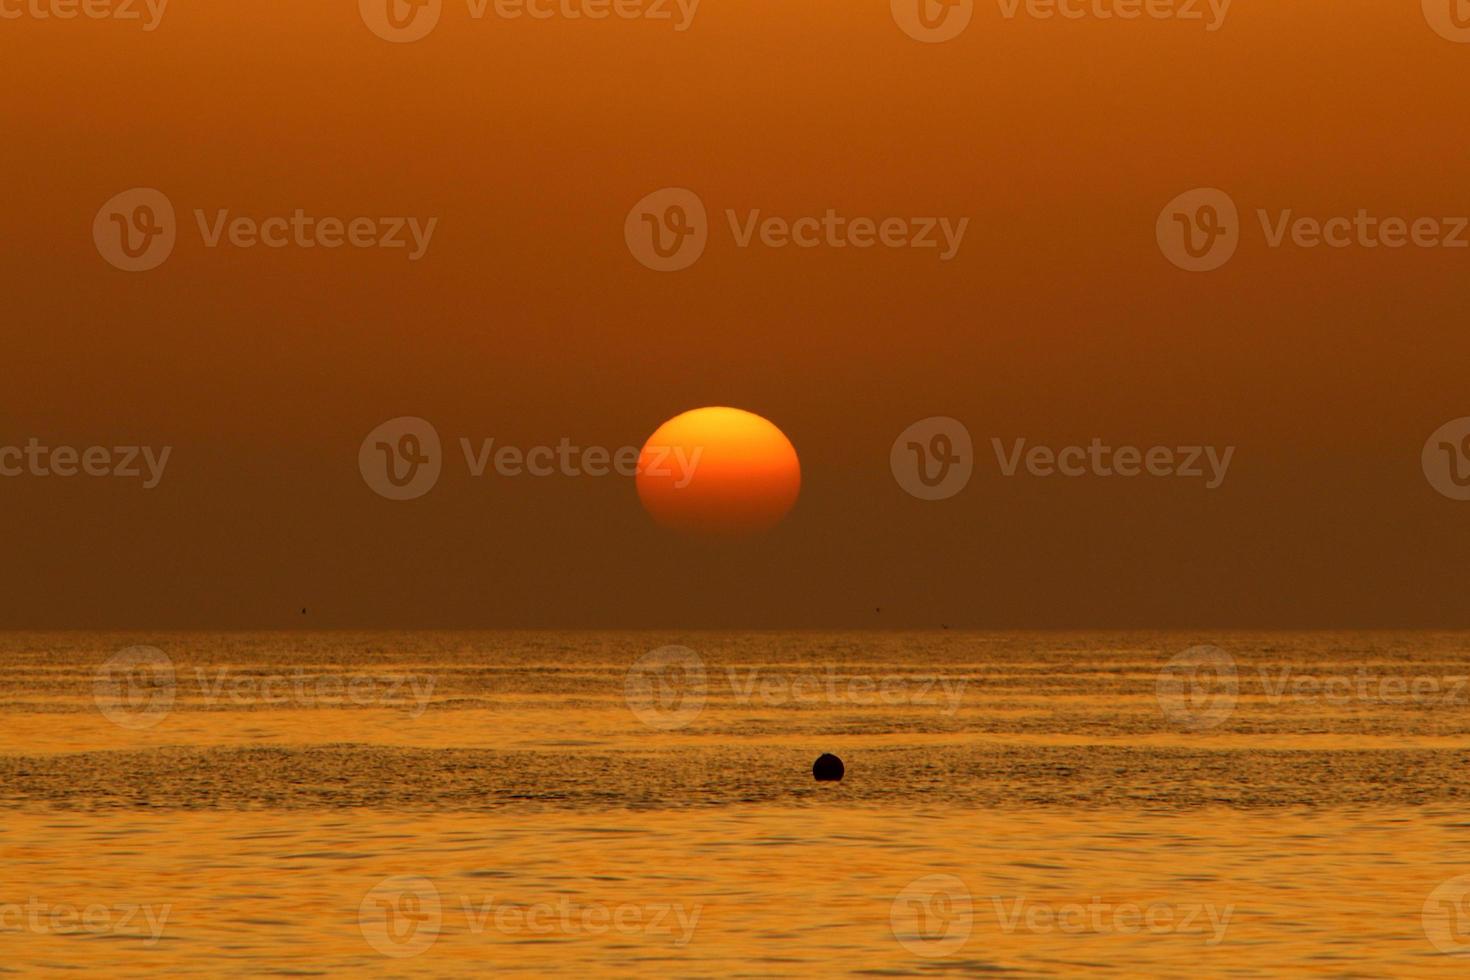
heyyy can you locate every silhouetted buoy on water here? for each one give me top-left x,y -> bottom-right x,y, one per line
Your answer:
812,753 -> 844,782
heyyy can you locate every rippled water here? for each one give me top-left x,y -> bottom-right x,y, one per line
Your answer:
1,631 -> 1469,975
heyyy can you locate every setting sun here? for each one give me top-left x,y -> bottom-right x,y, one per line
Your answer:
9,0 -> 1468,973
636,407 -> 801,536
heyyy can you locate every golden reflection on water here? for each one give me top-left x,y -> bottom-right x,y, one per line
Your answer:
4,806 -> 1469,976
0,631 -> 1468,975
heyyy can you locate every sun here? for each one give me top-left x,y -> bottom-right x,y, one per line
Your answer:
637,407 -> 801,536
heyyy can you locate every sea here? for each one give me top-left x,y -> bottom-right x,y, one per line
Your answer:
0,630 -> 1467,976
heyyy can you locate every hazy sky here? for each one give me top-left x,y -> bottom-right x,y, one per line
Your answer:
4,1 -> 1469,627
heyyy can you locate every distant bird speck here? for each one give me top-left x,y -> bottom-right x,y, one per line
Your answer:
812,753 -> 844,782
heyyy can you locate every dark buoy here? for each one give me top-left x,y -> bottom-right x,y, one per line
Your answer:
812,753 -> 844,782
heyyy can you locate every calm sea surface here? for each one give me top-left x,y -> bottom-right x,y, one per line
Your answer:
1,631 -> 1469,976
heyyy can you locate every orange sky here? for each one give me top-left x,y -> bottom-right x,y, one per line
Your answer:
3,0 -> 1469,627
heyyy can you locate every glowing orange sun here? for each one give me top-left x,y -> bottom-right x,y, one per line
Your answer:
637,407 -> 800,536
